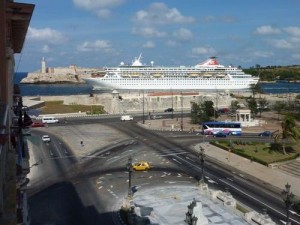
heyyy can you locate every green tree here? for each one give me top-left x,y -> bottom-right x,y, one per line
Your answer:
230,100 -> 240,113
191,102 -> 201,124
257,98 -> 269,117
246,97 -> 258,118
190,101 -> 218,124
274,115 -> 300,154
272,101 -> 287,120
203,100 -> 216,118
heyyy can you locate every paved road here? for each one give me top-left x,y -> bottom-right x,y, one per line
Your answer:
27,119 -> 300,224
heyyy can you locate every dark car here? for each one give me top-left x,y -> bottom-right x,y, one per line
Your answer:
213,131 -> 227,137
258,131 -> 272,137
164,108 -> 174,112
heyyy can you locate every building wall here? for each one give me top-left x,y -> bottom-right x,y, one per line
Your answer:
0,1 -> 34,225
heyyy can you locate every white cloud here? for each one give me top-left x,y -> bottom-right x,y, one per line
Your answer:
252,51 -> 274,58
27,27 -> 67,44
73,0 -> 125,18
133,3 -> 194,25
165,40 -> 179,47
220,16 -> 236,23
253,25 -> 281,35
201,15 -> 215,23
95,9 -> 111,18
290,36 -> 300,44
269,39 -> 293,49
41,45 -> 50,53
132,27 -> 166,38
142,41 -> 155,48
191,46 -> 216,55
173,28 -> 193,42
284,26 -> 300,37
77,40 -> 113,52
291,53 -> 300,60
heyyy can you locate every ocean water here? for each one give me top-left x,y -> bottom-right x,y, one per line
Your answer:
14,72 -> 300,96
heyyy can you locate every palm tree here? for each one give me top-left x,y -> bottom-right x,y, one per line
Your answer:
274,115 -> 300,154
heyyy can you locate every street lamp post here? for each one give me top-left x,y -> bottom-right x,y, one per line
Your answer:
142,90 -> 145,124
171,89 -> 174,119
198,147 -> 206,183
185,199 -> 198,225
181,92 -> 183,131
281,183 -> 294,225
127,156 -> 133,199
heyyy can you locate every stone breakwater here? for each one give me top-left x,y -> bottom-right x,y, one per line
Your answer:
20,72 -> 91,84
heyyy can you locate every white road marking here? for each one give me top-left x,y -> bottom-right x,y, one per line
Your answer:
98,186 -> 103,190
159,152 -> 188,157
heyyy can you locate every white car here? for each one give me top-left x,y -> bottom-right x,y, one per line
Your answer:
120,115 -> 133,121
42,135 -> 51,143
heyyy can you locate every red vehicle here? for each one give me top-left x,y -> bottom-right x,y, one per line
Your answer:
31,121 -> 45,127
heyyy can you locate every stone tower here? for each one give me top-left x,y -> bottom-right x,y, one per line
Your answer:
41,57 -> 47,73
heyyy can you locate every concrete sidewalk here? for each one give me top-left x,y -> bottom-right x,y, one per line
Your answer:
194,142 -> 300,198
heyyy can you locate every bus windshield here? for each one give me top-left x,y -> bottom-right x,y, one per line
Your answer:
201,121 -> 242,136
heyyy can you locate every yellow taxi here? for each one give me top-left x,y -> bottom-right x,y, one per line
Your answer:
132,161 -> 150,171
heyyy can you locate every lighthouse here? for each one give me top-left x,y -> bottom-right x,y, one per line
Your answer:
41,57 -> 47,73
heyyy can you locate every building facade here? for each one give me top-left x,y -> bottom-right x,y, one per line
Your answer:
0,1 -> 34,224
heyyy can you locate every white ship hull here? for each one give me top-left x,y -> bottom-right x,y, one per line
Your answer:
84,77 -> 258,90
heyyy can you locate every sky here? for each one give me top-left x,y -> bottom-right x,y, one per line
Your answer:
15,0 -> 300,72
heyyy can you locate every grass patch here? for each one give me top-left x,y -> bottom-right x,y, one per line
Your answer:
41,100 -> 106,114
211,140 -> 300,165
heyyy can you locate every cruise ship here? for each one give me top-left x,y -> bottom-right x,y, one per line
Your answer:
84,54 -> 259,90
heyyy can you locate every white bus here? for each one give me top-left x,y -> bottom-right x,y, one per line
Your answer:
201,121 -> 242,136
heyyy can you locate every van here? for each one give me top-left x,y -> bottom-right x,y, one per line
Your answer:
120,115 -> 133,121
42,116 -> 59,124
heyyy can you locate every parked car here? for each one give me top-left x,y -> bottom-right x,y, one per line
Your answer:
132,161 -> 151,171
42,135 -> 51,143
31,121 -> 45,127
164,108 -> 174,112
120,115 -> 133,121
151,115 -> 163,120
213,131 -> 227,137
258,131 -> 272,137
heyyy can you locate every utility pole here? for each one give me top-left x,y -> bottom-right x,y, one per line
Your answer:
181,91 -> 183,131
198,147 -> 205,183
127,156 -> 133,199
171,89 -> 174,119
142,90 -> 145,124
281,183 -> 294,225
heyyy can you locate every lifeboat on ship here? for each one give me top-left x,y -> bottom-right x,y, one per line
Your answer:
188,73 -> 199,77
152,73 -> 162,78
131,73 -> 140,78
216,73 -> 225,78
202,73 -> 212,78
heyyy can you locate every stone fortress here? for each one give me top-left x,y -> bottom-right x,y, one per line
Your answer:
20,57 -> 100,84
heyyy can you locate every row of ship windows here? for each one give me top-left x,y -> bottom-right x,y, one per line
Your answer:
108,81 -> 249,84
111,68 -> 239,72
